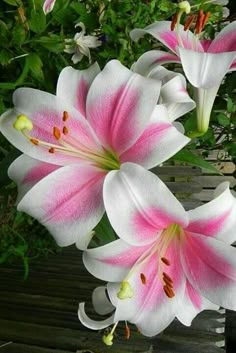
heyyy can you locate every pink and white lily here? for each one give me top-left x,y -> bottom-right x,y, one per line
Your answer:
80,163 -> 236,339
130,14 -> 236,136
0,61 -> 189,249
131,63 -> 195,122
43,0 -> 56,14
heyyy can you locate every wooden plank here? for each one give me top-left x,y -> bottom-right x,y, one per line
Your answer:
193,176 -> 236,188
152,166 -> 202,176
0,341 -> 74,353
166,182 -> 202,193
205,162 -> 235,174
0,319 -> 152,353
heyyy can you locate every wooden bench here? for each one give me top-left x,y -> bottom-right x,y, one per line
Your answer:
0,164 -> 232,353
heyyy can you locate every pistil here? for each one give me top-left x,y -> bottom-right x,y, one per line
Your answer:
13,113 -> 120,170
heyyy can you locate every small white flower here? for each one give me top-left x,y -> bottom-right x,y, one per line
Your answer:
64,22 -> 102,64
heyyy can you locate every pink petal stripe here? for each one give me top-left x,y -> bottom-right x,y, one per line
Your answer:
100,243 -> 151,267
44,167 -> 106,222
23,162 -> 59,184
120,121 -> 171,167
86,60 -> 161,155
186,209 -> 232,237
186,280 -> 202,310
181,233 -> 235,289
207,21 -> 236,53
87,84 -> 140,153
132,208 -> 178,243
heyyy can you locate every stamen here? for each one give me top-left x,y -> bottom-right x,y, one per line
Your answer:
161,257 -> 170,266
63,111 -> 69,122
184,14 -> 195,31
125,322 -> 130,340
63,126 -> 69,135
117,281 -> 134,300
53,126 -> 61,140
30,138 -> 39,146
163,285 -> 175,298
171,12 -> 178,31
195,9 -> 204,34
202,11 -> 210,30
48,147 -> 55,153
163,272 -> 173,288
140,273 -> 146,285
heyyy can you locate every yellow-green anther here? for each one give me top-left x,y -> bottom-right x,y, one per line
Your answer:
13,115 -> 33,131
102,333 -> 114,346
117,281 -> 134,300
179,1 -> 191,14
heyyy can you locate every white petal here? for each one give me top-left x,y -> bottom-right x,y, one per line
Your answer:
78,302 -> 114,330
104,163 -> 188,246
92,286 -> 115,315
178,47 -> 236,88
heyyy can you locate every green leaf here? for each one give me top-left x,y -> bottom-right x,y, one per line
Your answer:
227,97 -> 236,113
26,53 -> 44,81
29,8 -> 46,33
38,35 -> 64,53
0,50 -> 11,66
0,149 -> 21,186
172,149 -> 222,174
217,113 -> 230,127
3,0 -> 19,5
0,82 -> 16,89
93,213 -> 116,246
12,25 -> 26,45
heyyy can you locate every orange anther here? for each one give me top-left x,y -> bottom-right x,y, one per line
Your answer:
140,273 -> 146,285
48,147 -> 55,153
161,257 -> 170,266
163,285 -> 175,298
63,111 -> 69,122
53,126 -> 61,140
184,14 -> 195,31
195,9 -> 204,34
30,138 -> 39,146
163,272 -> 173,283
202,11 -> 210,30
63,126 -> 69,135
125,323 -> 130,340
171,13 -> 178,31
163,272 -> 173,288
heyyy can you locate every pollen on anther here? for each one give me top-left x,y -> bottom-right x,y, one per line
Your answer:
30,138 -> 39,146
184,14 -> 195,31
140,273 -> 146,285
163,285 -> 175,298
53,127 -> 61,140
63,111 -> 69,122
171,12 -> 178,31
161,257 -> 170,266
163,272 -> 173,287
202,11 -> 210,30
48,147 -> 55,154
63,126 -> 69,135
125,323 -> 130,340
